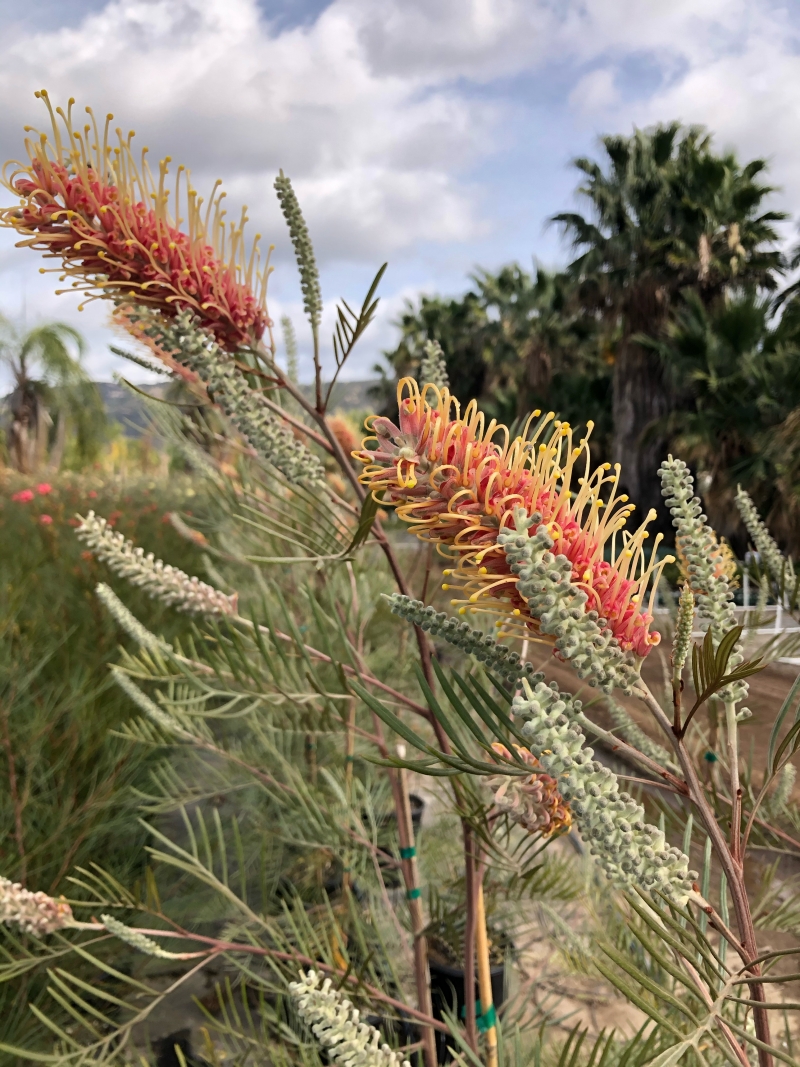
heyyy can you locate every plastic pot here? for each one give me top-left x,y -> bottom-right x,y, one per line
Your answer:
428,958 -> 505,1064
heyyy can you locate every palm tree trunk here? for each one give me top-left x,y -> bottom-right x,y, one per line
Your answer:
517,341 -> 552,418
33,402 -> 52,472
9,419 -> 28,473
48,411 -> 68,473
612,337 -> 671,529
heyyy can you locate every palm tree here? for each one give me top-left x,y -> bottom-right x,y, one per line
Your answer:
0,318 -> 106,473
552,123 -> 785,526
471,265 -> 593,419
646,287 -> 800,551
381,267 -> 610,435
376,291 -> 489,414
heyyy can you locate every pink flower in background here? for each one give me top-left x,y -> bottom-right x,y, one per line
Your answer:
40,514 -> 53,525
12,489 -> 34,503
37,483 -> 52,495
88,490 -> 98,499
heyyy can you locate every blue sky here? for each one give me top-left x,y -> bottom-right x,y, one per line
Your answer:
1,0 -> 799,384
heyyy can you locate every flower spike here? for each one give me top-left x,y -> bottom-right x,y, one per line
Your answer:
1,91 -> 270,349
76,511 -> 237,617
512,679 -> 695,903
290,970 -> 411,1067
418,339 -> 449,390
1,876 -> 74,936
356,379 -> 672,676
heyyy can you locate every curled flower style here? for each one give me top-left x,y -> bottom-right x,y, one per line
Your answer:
355,379 -> 672,663
1,92 -> 270,349
1,876 -> 74,936
484,743 -> 572,836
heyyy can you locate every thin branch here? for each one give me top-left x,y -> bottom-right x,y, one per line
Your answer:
76,924 -> 450,1033
235,617 -> 434,723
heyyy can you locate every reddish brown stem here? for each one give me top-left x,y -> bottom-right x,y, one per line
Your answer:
394,756 -> 437,1067
81,921 -> 451,1034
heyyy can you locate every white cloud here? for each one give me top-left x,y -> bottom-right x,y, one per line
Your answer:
568,68 -> 619,116
1,0 -> 799,382
0,0 -> 507,378
0,0 -> 496,261
633,32 -> 800,219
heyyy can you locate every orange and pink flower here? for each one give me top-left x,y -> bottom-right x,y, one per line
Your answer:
1,92 -> 270,351
485,743 -> 571,836
354,378 -> 672,660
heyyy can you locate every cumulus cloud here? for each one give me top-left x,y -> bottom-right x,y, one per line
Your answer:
568,68 -> 619,116
632,27 -> 800,224
0,0 -> 497,262
0,0 -> 799,382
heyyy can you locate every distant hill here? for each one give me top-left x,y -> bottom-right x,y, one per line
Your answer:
97,379 -> 380,437
96,381 -> 173,437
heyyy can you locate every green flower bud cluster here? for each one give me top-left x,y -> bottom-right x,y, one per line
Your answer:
419,339 -> 449,390
289,970 -> 411,1067
385,593 -> 542,686
498,508 -> 639,694
101,914 -> 184,959
76,511 -> 237,617
659,458 -> 746,704
134,308 -> 327,488
672,584 -> 694,676
111,668 -> 194,742
274,173 -> 323,330
96,583 -> 172,654
768,763 -> 797,816
514,678 -> 695,903
735,487 -> 795,590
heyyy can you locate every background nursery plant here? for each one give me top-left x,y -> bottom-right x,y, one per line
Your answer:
0,92 -> 799,1067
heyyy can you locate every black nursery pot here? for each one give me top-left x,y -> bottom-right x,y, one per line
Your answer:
428,959 -> 505,1064
367,1013 -> 421,1067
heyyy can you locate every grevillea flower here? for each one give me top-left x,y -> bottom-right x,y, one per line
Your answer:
1,92 -> 269,350
513,679 -> 695,903
484,743 -> 571,836
1,876 -> 74,936
289,970 -> 411,1067
76,510 -> 238,616
354,379 -> 672,662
